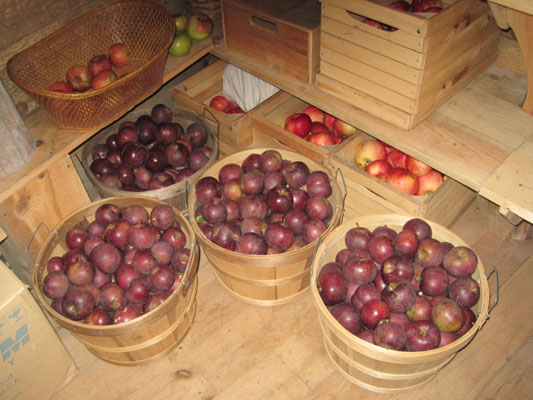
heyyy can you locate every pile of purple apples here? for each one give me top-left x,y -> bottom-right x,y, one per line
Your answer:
41,202 -> 192,324
317,217 -> 481,351
89,103 -> 214,191
194,149 -> 335,254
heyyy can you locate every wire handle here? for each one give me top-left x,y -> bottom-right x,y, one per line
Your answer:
477,269 -> 499,330
25,222 -> 56,254
333,167 -> 347,225
180,239 -> 198,294
202,106 -> 220,142
309,236 -> 324,287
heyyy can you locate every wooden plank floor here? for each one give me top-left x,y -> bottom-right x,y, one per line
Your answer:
49,195 -> 533,400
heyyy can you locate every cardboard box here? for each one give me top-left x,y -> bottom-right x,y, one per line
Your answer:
317,0 -> 500,129
0,261 -> 76,400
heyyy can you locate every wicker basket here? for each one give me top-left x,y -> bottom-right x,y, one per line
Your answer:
6,1 -> 175,131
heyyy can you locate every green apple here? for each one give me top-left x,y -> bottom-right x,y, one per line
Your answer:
168,33 -> 192,57
174,13 -> 188,33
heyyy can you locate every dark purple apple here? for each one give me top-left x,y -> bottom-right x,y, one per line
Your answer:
305,196 -> 333,221
420,265 -> 449,297
306,171 -> 332,197
259,149 -> 283,172
186,122 -> 208,147
403,217 -> 432,241
406,320 -> 440,351
284,209 -> 310,235
374,320 -> 406,351
266,185 -> 293,214
442,246 -> 478,278
66,260 -> 95,286
241,170 -> 264,196
302,218 -> 327,244
235,232 -> 268,255
381,255 -> 414,284
345,226 -> 372,252
368,235 -> 395,264
62,286 -> 96,321
239,195 -> 268,220
90,243 -> 122,274
211,221 -> 240,251
84,308 -> 112,325
283,161 -> 310,188
289,187 -> 309,211
406,295 -> 433,322
317,270 -> 347,306
65,227 -> 88,251
151,104 -> 173,124
125,277 -> 151,304
330,303 -> 361,334
105,219 -> 132,249
195,176 -> 222,204
43,271 -> 70,299
265,222 -> 295,252
127,223 -> 158,250
448,276 -> 480,308
149,264 -> 176,291
113,305 -> 142,324
382,280 -> 417,314
393,229 -> 419,256
161,226 -> 186,250
171,247 -> 191,273
115,264 -> 141,290
415,238 -> 445,267
343,257 -> 377,285
456,307 -> 477,336
242,153 -> 261,171
360,299 -> 390,329
132,249 -> 157,275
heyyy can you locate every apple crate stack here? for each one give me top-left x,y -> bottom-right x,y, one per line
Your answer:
316,0 -> 501,129
326,130 -> 475,226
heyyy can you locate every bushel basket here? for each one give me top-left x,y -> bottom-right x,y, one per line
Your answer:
7,0 -> 175,131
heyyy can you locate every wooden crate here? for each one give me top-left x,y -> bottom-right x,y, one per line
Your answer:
221,0 -> 321,84
326,131 -> 476,226
317,0 -> 501,129
249,91 -> 354,165
170,59 -> 261,156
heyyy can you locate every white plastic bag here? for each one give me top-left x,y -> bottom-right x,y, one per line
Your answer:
222,64 -> 280,112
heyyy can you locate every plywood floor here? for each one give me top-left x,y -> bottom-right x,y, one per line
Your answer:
49,195 -> 533,400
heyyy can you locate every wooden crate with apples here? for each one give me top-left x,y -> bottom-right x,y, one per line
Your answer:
170,60 -> 253,156
221,0 -> 321,84
316,0 -> 501,129
326,131 -> 476,226
249,91 -> 356,165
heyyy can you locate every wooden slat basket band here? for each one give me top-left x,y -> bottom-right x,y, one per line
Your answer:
78,106 -> 220,213
187,148 -> 345,306
32,196 -> 200,366
317,0 -> 501,129
6,0 -> 175,131
310,214 -> 493,392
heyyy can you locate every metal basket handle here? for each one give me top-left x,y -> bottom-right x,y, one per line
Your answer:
26,222 -> 57,254
333,167 -> 347,225
202,106 -> 220,141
